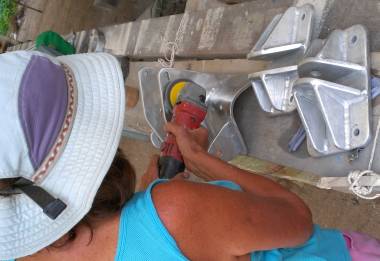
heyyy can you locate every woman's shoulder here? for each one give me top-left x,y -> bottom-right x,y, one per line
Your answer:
119,179 -> 242,245
118,179 -> 243,253
120,179 -> 209,224
149,179 -> 243,216
123,179 -> 241,211
116,180 -> 190,260
151,179 -> 242,208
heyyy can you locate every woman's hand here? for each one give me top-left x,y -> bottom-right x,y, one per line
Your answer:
139,154 -> 190,191
164,122 -> 209,178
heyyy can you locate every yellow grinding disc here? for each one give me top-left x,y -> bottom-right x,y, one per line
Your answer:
169,81 -> 188,107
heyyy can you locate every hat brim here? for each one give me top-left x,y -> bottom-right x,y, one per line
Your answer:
0,53 -> 125,259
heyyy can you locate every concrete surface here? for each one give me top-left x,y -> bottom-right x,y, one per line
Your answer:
99,0 -> 293,59
320,0 -> 380,52
119,137 -> 159,189
16,0 -> 380,240
17,0 -> 154,41
280,179 -> 380,238
71,0 -> 331,60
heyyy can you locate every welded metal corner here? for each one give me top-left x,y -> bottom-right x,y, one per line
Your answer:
294,25 -> 371,157
247,4 -> 314,61
247,4 -> 315,116
249,66 -> 298,114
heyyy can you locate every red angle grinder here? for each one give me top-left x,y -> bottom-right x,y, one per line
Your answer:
159,80 -> 208,179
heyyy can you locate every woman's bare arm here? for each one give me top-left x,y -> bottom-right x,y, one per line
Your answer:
152,123 -> 313,260
187,150 -> 312,223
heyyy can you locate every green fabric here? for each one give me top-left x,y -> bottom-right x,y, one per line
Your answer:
36,31 -> 76,55
0,0 -> 17,35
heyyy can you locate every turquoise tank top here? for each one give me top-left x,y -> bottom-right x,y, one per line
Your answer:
4,180 -> 350,261
115,179 -> 351,261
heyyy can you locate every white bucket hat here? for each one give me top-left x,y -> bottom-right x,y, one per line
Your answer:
0,51 -> 125,259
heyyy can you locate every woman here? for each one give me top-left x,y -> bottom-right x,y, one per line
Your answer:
0,51 -> 379,261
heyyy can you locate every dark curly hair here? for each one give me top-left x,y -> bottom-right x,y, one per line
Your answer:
0,149 -> 136,248
53,148 -> 136,247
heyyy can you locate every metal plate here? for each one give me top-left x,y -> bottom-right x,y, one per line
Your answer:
138,68 -> 248,161
138,67 -> 166,147
158,69 -> 248,161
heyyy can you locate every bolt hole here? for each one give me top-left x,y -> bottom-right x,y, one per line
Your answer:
353,128 -> 360,136
310,71 -> 322,78
301,14 -> 306,20
290,95 -> 294,102
351,35 -> 357,44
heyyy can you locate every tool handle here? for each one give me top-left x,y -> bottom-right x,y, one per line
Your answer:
159,102 -> 206,179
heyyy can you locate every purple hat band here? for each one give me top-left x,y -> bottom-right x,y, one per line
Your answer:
18,55 -> 68,172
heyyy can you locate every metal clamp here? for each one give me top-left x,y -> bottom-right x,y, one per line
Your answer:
139,68 -> 248,161
247,5 -> 315,115
294,25 -> 371,157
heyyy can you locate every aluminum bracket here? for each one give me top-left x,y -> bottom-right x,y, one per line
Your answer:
247,4 -> 315,115
249,66 -> 298,114
138,68 -> 248,162
247,5 -> 314,61
294,25 -> 371,157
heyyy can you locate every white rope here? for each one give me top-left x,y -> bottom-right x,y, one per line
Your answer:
348,116 -> 380,200
348,170 -> 380,200
157,14 -> 187,68
158,42 -> 178,68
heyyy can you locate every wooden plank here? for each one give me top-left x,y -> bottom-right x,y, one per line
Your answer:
11,0 -> 380,57
7,41 -> 34,51
185,0 -> 226,12
320,0 -> 380,51
5,0 -> 333,57
186,0 -> 289,12
93,0 -> 120,10
101,0 -> 293,59
16,0 -> 47,42
102,0 -> 335,59
230,155 -> 322,186
185,0 -> 255,12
